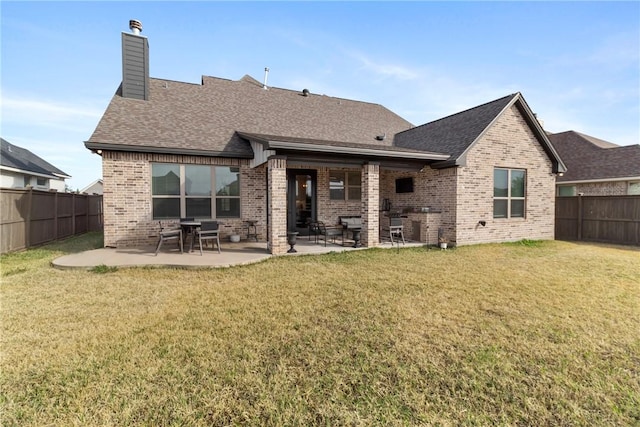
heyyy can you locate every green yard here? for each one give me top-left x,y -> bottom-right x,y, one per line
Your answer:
1,234 -> 639,426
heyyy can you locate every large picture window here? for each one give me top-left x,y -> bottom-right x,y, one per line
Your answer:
330,170 -> 361,200
494,168 -> 526,219
152,163 -> 240,219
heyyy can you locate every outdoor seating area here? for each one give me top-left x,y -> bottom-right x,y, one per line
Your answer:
155,219 -> 222,256
309,215 -> 364,248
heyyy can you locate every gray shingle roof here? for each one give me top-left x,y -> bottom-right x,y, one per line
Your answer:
86,75 -> 414,156
1,138 -> 70,178
548,131 -> 640,182
393,94 -> 517,164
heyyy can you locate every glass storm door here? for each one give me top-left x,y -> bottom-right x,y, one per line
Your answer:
287,170 -> 316,234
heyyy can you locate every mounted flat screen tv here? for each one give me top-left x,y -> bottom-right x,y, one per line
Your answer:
395,177 -> 414,193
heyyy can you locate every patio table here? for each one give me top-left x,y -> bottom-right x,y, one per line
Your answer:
180,221 -> 201,252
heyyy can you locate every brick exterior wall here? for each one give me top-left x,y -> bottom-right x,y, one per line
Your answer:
574,181 -> 628,196
361,162 -> 380,246
315,167 -> 361,224
267,156 -> 288,255
102,151 -> 265,248
102,104 -> 555,250
455,104 -> 556,245
379,168 -> 456,243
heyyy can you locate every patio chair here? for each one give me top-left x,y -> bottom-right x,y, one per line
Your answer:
317,221 -> 344,246
389,217 -> 405,245
307,219 -> 321,243
196,221 -> 221,255
155,221 -> 183,255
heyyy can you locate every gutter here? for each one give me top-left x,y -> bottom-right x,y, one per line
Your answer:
264,140 -> 450,161
84,141 -> 254,159
557,176 -> 640,185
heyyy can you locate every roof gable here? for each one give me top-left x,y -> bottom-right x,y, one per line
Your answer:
548,131 -> 640,182
0,138 -> 70,178
394,93 -> 566,173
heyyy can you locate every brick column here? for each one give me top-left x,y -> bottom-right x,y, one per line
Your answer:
268,156 -> 288,255
361,162 -> 380,247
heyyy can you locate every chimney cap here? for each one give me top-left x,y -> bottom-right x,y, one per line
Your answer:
129,19 -> 142,35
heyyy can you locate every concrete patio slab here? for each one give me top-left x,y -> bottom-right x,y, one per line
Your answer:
52,239 -> 426,270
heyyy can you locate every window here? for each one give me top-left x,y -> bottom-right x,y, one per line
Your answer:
558,185 -> 576,197
628,181 -> 640,195
329,171 -> 361,200
494,168 -> 526,218
36,177 -> 47,187
152,163 -> 240,219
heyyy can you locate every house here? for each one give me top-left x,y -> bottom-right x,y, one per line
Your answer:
85,20 -> 566,254
548,131 -> 640,196
1,138 -> 71,192
81,179 -> 104,195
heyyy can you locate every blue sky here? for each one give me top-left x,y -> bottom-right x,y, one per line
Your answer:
2,1 -> 639,190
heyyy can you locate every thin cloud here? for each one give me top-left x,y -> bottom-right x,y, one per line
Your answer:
349,51 -> 420,81
2,96 -> 102,120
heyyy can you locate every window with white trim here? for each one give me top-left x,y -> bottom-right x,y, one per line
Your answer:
493,168 -> 526,218
151,163 -> 240,219
329,170 -> 361,200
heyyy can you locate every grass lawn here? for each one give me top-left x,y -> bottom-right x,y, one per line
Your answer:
1,233 -> 639,426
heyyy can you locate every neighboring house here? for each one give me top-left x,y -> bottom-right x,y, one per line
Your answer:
85,21 -> 566,254
1,138 -> 71,192
548,131 -> 640,196
81,179 -> 104,195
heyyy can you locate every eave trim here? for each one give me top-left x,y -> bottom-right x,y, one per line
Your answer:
84,141 -> 254,159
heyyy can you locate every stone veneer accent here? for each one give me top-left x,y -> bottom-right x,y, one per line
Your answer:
455,104 -> 555,244
101,151 -> 265,248
267,156 -> 288,255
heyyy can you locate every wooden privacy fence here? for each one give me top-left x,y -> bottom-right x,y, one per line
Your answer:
555,195 -> 640,246
0,188 -> 103,254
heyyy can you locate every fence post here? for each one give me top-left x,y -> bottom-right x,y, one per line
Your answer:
54,191 -> 59,241
26,187 -> 33,249
72,193 -> 76,235
577,194 -> 583,241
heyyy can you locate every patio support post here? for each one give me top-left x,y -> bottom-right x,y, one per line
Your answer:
267,156 -> 288,255
361,162 -> 380,247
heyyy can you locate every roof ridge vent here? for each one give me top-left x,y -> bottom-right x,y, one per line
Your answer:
302,88 -> 310,97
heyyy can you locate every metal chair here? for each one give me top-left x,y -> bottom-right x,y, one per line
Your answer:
317,221 -> 344,246
196,221 -> 221,255
155,221 -> 183,255
389,217 -> 405,245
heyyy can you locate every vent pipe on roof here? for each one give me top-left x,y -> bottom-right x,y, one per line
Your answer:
263,67 -> 269,90
302,88 -> 310,97
129,19 -> 142,35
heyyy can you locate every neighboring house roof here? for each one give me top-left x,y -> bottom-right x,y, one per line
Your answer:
548,131 -> 640,183
394,93 -> 566,173
86,75 -> 415,158
0,138 -> 71,179
81,179 -> 104,194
